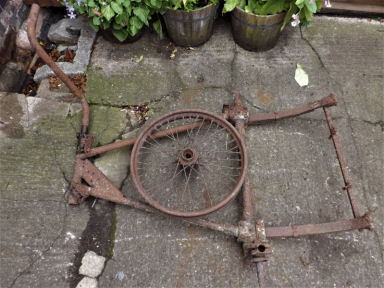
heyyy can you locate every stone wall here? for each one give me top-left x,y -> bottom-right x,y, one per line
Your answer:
0,0 -> 29,71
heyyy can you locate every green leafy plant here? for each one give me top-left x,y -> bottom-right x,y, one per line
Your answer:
222,0 -> 326,29
165,0 -> 219,11
63,0 -> 166,42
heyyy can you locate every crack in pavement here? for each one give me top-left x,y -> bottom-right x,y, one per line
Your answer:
8,200 -> 69,288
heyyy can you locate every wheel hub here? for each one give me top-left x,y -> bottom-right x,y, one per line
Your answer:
178,148 -> 198,166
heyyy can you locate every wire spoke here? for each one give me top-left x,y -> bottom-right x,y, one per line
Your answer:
190,165 -> 216,208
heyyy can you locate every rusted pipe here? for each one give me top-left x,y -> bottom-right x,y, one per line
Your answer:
27,3 -> 90,131
265,215 -> 372,238
236,119 -> 254,223
248,94 -> 337,125
79,120 -> 208,159
323,107 -> 360,218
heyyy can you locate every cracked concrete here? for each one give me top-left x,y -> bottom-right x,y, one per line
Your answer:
0,15 -> 383,288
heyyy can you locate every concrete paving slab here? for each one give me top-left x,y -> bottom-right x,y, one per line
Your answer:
0,14 -> 383,288
0,93 -> 89,288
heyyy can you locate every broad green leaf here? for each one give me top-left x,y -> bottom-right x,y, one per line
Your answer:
88,0 -> 97,8
295,64 -> 309,87
113,22 -> 122,30
101,5 -> 115,21
123,0 -> 131,8
295,0 -> 305,8
89,20 -> 100,32
260,0 -> 290,15
153,19 -> 163,39
281,2 -> 299,30
102,21 -> 110,29
223,0 -> 237,13
111,2 -> 124,14
112,28 -> 129,42
238,0 -> 246,10
133,6 -> 149,26
303,5 -> 312,21
129,16 -> 144,35
248,0 -> 257,13
92,16 -> 101,26
305,0 -> 317,13
116,13 -> 129,25
150,0 -> 162,9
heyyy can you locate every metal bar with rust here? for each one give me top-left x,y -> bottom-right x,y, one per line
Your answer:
323,107 -> 360,218
27,3 -> 90,133
248,94 -> 337,125
266,215 -> 372,238
79,119 -> 207,159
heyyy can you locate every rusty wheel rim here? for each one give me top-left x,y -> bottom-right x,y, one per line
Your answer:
130,109 -> 247,218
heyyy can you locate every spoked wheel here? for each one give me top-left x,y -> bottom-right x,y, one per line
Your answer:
130,110 -> 247,218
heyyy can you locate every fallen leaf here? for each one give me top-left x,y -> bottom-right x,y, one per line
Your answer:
295,64 -> 309,87
170,48 -> 177,60
187,47 -> 195,51
136,55 -> 143,63
299,256 -> 310,267
92,9 -> 102,17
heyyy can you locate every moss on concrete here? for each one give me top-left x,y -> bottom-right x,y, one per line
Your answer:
86,63 -> 183,106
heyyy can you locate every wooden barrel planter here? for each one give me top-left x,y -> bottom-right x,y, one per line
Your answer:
163,4 -> 219,47
231,7 -> 285,52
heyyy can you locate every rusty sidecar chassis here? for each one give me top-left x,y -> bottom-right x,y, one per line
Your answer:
26,3 -> 373,287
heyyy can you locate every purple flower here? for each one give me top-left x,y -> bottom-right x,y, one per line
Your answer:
67,5 -> 75,12
291,13 -> 300,27
309,0 -> 314,4
77,0 -> 83,5
68,12 -> 76,19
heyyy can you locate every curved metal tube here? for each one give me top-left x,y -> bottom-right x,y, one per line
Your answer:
27,4 -> 90,132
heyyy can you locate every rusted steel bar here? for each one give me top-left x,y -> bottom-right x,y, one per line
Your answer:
323,107 -> 360,218
79,120 -> 207,159
265,215 -> 372,238
27,4 -> 90,131
71,159 -> 240,236
236,120 -> 254,223
256,262 -> 265,288
248,94 -> 337,125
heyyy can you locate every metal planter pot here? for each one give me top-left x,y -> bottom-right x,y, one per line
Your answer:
163,4 -> 219,47
231,7 -> 285,51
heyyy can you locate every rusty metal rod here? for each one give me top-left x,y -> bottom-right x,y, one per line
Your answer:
248,94 -> 337,125
323,107 -> 360,218
27,3 -> 90,131
265,215 -> 371,238
117,196 -> 241,237
236,119 -> 254,223
256,262 -> 265,288
79,120 -> 207,159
